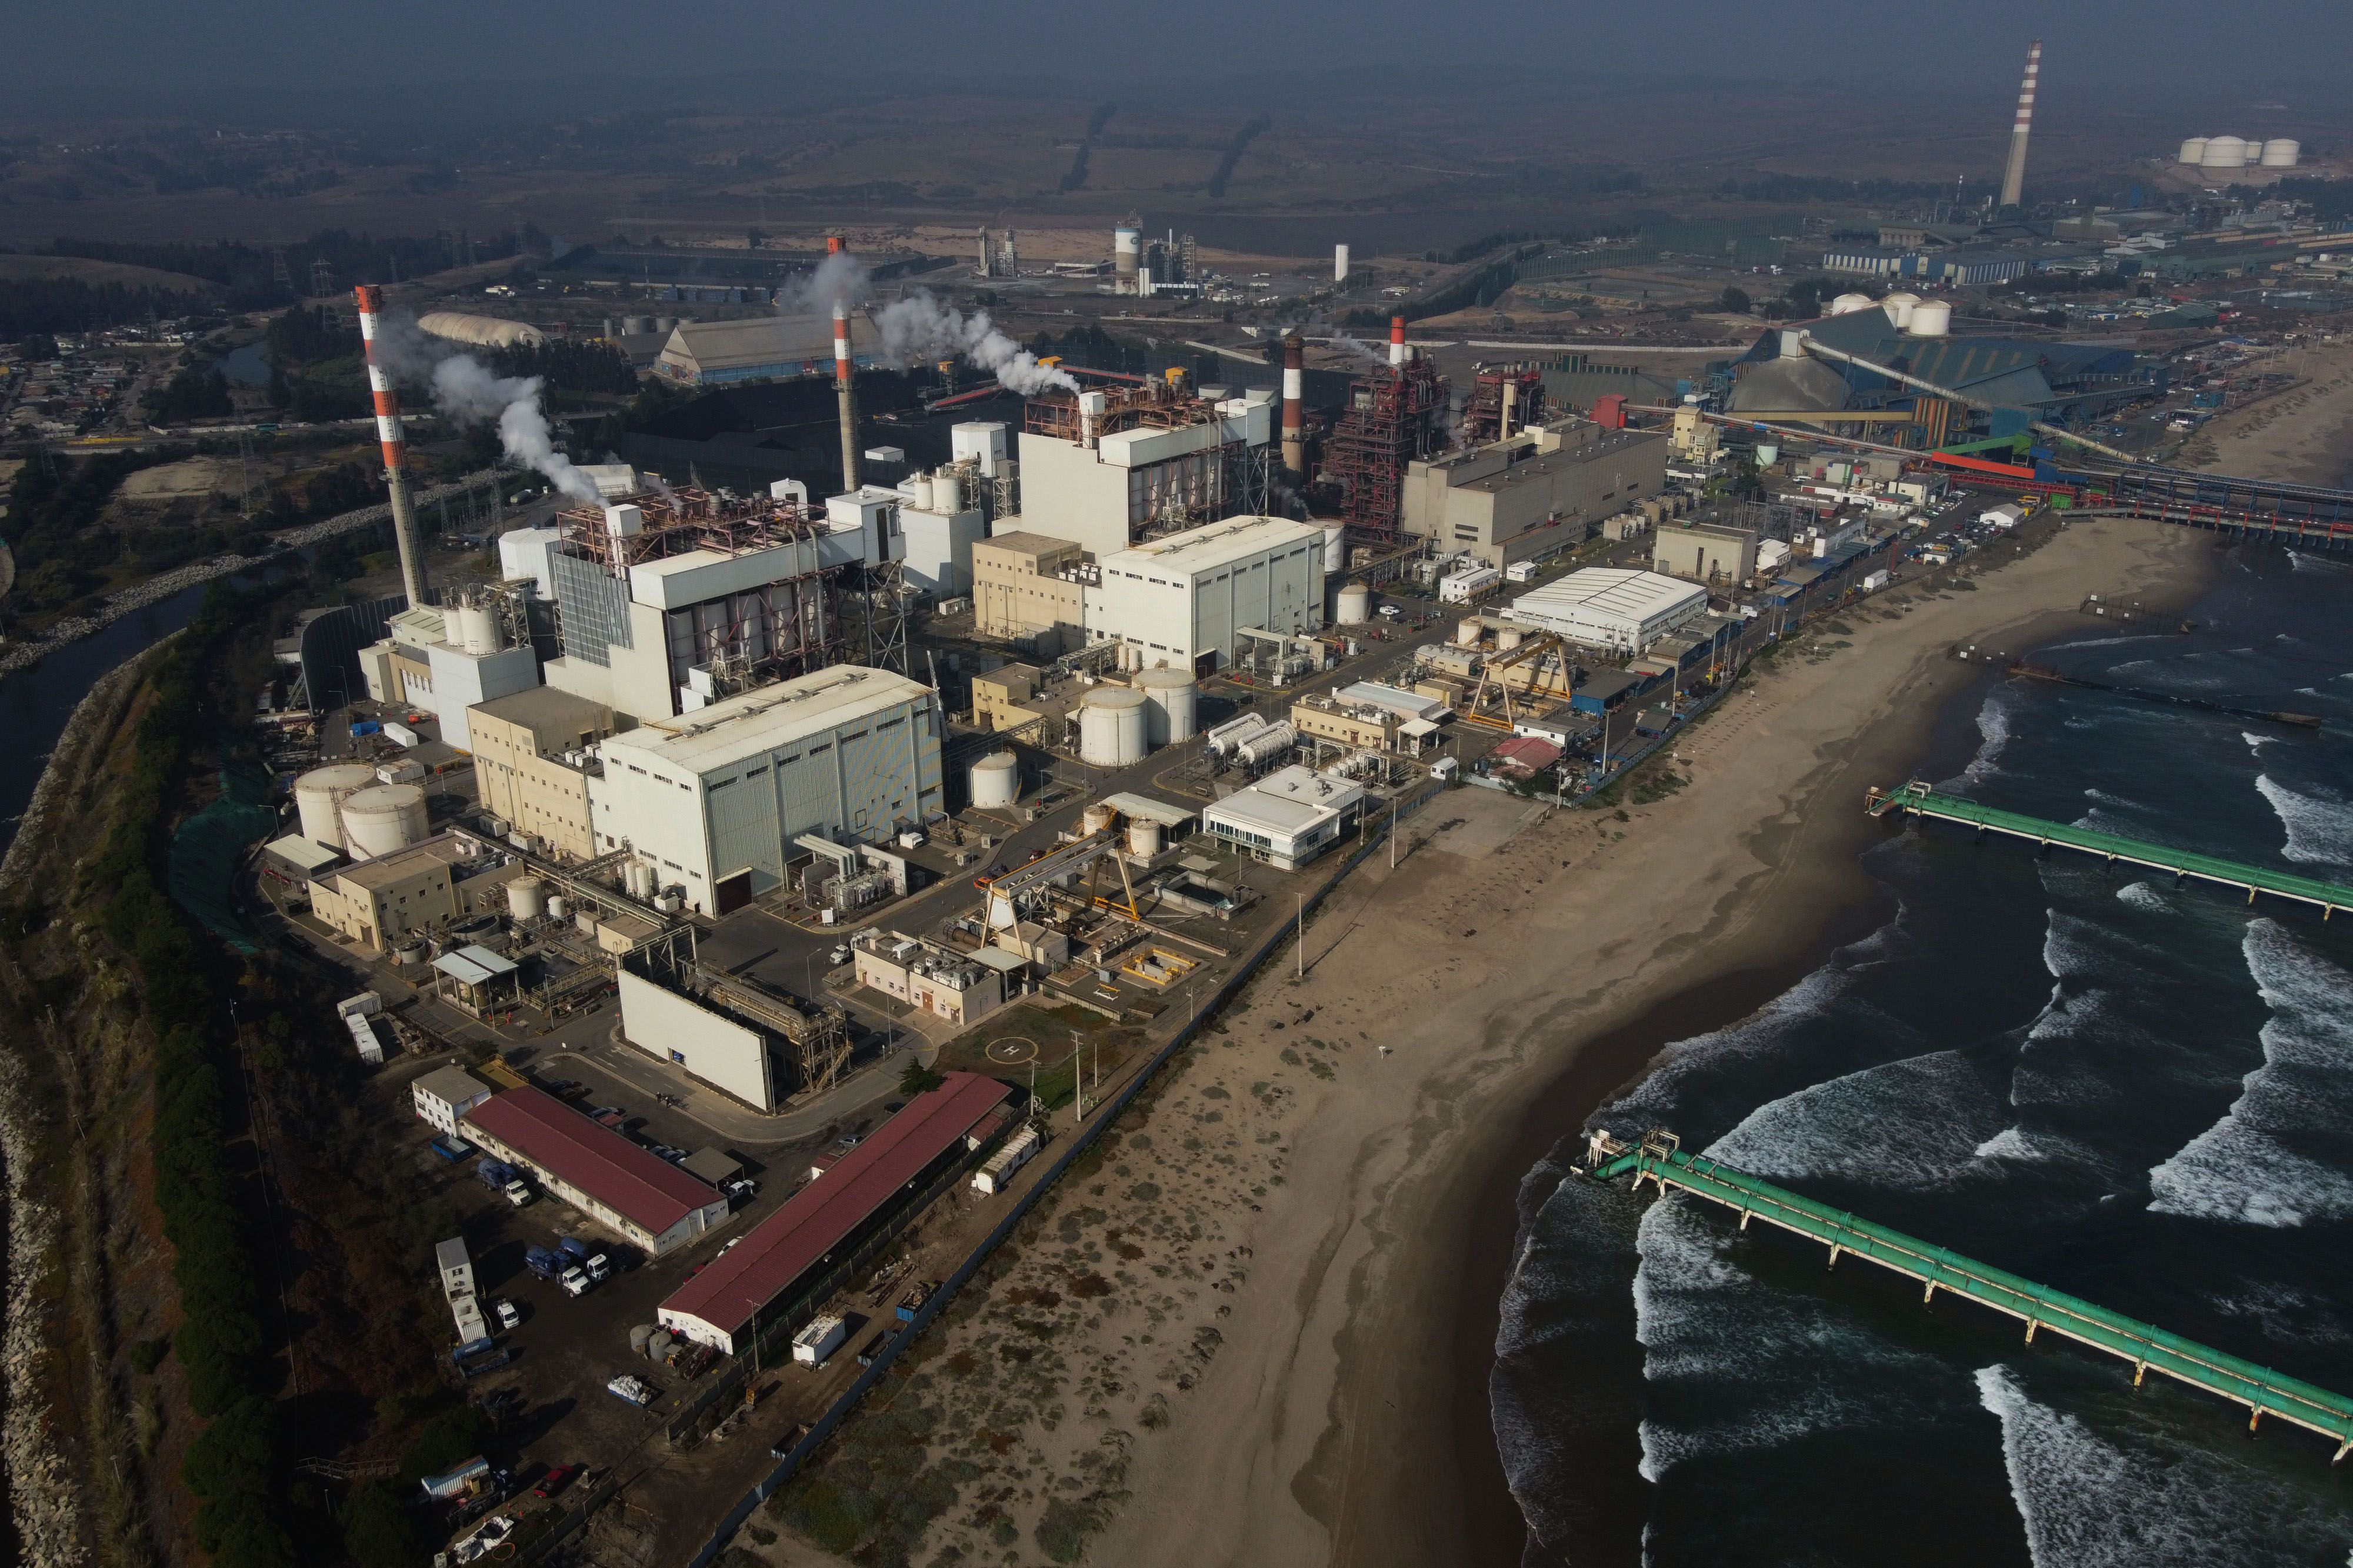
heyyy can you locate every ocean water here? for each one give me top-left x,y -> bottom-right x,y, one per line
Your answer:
1494,542 -> 2353,1567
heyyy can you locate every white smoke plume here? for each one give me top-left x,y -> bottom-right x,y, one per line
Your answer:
372,317 -> 601,502
774,249 -> 871,316
872,293 -> 1078,396
1326,333 -> 1381,363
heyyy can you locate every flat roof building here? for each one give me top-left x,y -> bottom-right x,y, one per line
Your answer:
461,1086 -> 728,1256
591,666 -> 943,916
468,686 -> 616,862
309,835 -> 531,953
1085,514 -> 1324,676
1201,764 -> 1366,870
972,532 -> 1089,656
413,1065 -> 494,1136
658,1073 -> 1013,1353
1505,569 -> 1708,655
1403,419 -> 1669,570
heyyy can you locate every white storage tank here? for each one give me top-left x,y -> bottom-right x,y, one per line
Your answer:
1235,720 -> 1298,766
1204,712 -> 1268,757
547,895 -> 568,922
1320,524 -> 1345,575
1828,292 -> 1877,316
1133,668 -> 1198,745
1456,617 -> 1484,646
1078,686 -> 1150,768
2178,137 -> 2209,166
294,763 -> 377,848
507,878 -> 546,922
452,602 -> 502,655
1128,819 -> 1164,857
2261,138 -> 2301,169
969,752 -> 1019,809
1495,626 -> 1524,652
1335,581 -> 1372,623
1881,292 -> 1921,329
1907,299 -> 1952,338
339,784 -> 428,860
2200,135 -> 2249,170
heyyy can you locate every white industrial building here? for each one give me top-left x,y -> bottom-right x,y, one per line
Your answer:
1504,568 -> 1709,654
412,1065 -> 494,1136
591,665 -> 943,915
359,600 -> 539,753
617,969 -> 776,1109
1016,391 -> 1274,557
1084,514 -> 1324,676
1201,764 -> 1365,870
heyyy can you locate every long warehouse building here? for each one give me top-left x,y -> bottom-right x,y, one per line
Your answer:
461,1087 -> 730,1256
1504,568 -> 1708,655
592,664 -> 944,916
657,1072 -> 1013,1355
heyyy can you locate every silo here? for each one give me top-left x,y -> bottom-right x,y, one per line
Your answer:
1335,582 -> 1372,623
1082,802 -> 1119,836
1128,820 -> 1164,857
1320,524 -> 1345,575
1495,626 -> 1524,652
508,878 -> 546,922
1114,221 -> 1141,289
1134,668 -> 1198,745
339,784 -> 428,860
452,601 -> 502,655
969,752 -> 1020,809
295,763 -> 378,847
1907,299 -> 1952,338
1457,617 -> 1484,646
2200,136 -> 2248,169
2261,139 -> 2301,168
1881,292 -> 1921,329
1829,293 -> 1877,315
2178,138 -> 2209,166
1078,687 -> 1150,767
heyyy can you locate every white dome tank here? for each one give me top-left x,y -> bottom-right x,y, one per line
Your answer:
2201,136 -> 2249,169
1078,686 -> 1151,768
969,752 -> 1019,809
2178,137 -> 2209,166
1133,668 -> 1198,745
1828,293 -> 1878,316
508,878 -> 546,922
1881,292 -> 1922,329
1335,581 -> 1372,623
339,783 -> 428,860
294,763 -> 377,848
1907,299 -> 1952,338
2261,138 -> 2301,168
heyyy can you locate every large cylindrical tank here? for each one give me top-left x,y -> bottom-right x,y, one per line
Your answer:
911,473 -> 937,511
1335,581 -> 1372,623
546,895 -> 568,922
2178,137 -> 2209,166
1133,668 -> 1198,745
1881,292 -> 1921,329
2201,136 -> 2248,169
969,752 -> 1019,809
294,763 -> 377,848
1319,525 -> 1345,575
1078,687 -> 1150,768
1829,292 -> 1877,316
1457,617 -> 1483,646
1235,720 -> 1298,766
1082,802 -> 1119,836
1908,299 -> 1952,338
508,878 -> 546,922
1495,626 -> 1524,652
2261,138 -> 2301,168
1128,819 -> 1164,857
451,602 -> 502,655
1755,443 -> 1780,466
1114,225 -> 1141,283
339,784 -> 428,860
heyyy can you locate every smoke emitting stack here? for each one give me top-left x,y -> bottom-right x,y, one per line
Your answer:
352,285 -> 429,609
1389,315 -> 1408,368
1281,331 -> 1306,477
1999,39 -> 2041,210
829,236 -> 859,495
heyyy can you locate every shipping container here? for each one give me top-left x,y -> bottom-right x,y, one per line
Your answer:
792,1314 -> 848,1366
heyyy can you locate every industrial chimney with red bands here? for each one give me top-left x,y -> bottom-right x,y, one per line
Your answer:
352,284 -> 429,608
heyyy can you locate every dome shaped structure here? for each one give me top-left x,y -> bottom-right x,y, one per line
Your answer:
2199,136 -> 2249,170
417,312 -> 548,349
2259,138 -> 2301,168
2178,137 -> 2209,165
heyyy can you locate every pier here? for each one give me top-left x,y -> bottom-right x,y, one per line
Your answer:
1866,782 -> 2353,919
1586,1130 -> 2353,1457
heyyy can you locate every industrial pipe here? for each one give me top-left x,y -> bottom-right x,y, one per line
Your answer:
2000,41 -> 2042,210
1796,332 -> 2144,466
1389,315 -> 1408,368
829,236 -> 860,495
1281,331 -> 1305,476
352,284 -> 429,609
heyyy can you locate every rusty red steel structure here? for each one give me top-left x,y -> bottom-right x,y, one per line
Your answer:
1325,353 -> 1448,544
1464,362 -> 1547,447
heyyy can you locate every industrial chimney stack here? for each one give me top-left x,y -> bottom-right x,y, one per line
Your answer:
1281,331 -> 1306,477
1999,39 -> 2041,210
829,236 -> 859,495
1389,315 -> 1408,368
352,285 -> 428,609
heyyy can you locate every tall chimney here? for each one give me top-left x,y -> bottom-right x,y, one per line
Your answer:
1281,331 -> 1305,477
1389,315 -> 1408,368
829,236 -> 859,495
352,285 -> 428,609
1999,39 -> 2041,210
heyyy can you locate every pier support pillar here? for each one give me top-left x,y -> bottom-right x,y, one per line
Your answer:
1825,1245 -> 1841,1272
2250,1406 -> 2264,1435
2133,1360 -> 2147,1388
1922,1280 -> 1937,1306
1738,1210 -> 1752,1231
2024,1319 -> 2038,1345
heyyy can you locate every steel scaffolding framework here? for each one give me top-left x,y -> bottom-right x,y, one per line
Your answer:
1463,363 -> 1546,446
1324,359 -> 1448,544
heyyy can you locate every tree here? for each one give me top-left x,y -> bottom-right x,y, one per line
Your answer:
265,362 -> 290,409
1721,286 -> 1751,315
341,1482 -> 429,1568
899,1062 -> 946,1096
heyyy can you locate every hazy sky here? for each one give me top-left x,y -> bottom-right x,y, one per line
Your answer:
11,0 -> 2353,126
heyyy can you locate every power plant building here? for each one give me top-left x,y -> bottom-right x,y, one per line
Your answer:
466,687 -> 617,861
654,313 -> 884,387
1402,420 -> 1669,570
1084,515 -> 1324,676
589,666 -> 943,916
1015,387 -> 1274,558
972,532 -> 1090,655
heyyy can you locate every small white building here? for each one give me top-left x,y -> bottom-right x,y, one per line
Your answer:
1504,568 -> 1708,655
591,665 -> 943,915
1201,764 -> 1366,870
412,1065 -> 494,1136
1978,503 -> 2026,531
1085,514 -> 1325,676
1016,395 -> 1272,558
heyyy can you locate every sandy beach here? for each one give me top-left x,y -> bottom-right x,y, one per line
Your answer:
2180,334 -> 2353,487
759,515 -> 2218,1568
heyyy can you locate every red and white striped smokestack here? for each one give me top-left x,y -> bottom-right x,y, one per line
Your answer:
1281,331 -> 1305,476
352,284 -> 429,608
1389,315 -> 1408,368
828,235 -> 860,494
1999,39 -> 2041,210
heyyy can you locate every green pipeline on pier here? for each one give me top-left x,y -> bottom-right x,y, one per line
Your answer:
1867,781 -> 2353,919
1586,1130 -> 2353,1458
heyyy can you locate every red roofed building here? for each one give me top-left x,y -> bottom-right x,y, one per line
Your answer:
1487,735 -> 1563,778
658,1072 -> 1014,1354
461,1087 -> 729,1256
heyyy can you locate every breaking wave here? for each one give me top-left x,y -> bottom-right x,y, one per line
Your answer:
2251,773 -> 2353,868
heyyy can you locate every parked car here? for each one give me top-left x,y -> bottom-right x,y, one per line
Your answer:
724,1178 -> 758,1200
532,1463 -> 584,1500
493,1299 -> 521,1331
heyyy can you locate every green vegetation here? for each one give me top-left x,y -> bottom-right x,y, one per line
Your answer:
47,227 -> 531,311
0,277 -> 214,338
148,364 -> 234,423
898,1062 -> 947,1096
